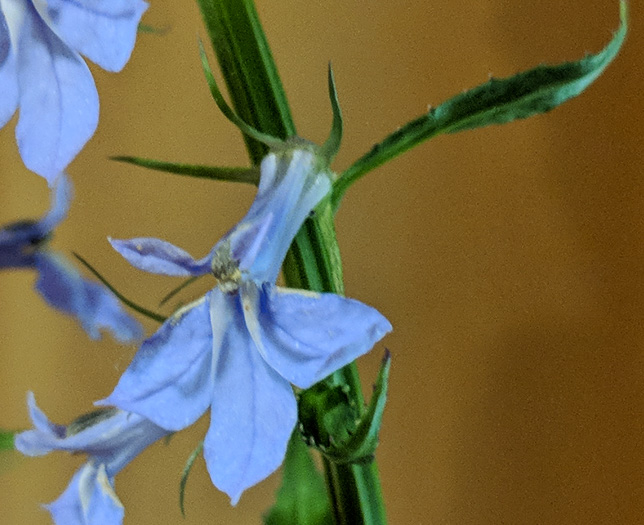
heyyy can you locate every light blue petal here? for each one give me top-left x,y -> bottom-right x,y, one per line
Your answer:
243,283 -> 392,389
234,149 -> 331,282
41,0 -> 148,72
0,9 -> 18,129
17,392 -> 168,476
15,3 -> 98,183
46,464 -> 124,525
109,237 -> 213,277
39,172 -> 72,232
100,293 -> 217,431
14,392 -> 66,456
203,292 -> 297,504
34,251 -> 143,342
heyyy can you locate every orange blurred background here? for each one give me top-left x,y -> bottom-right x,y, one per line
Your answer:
1,1 -> 643,523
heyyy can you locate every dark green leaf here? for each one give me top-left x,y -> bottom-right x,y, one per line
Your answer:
159,276 -> 204,307
72,253 -> 167,324
111,156 -> 259,185
333,1 -> 628,209
264,431 -> 333,525
179,440 -> 204,516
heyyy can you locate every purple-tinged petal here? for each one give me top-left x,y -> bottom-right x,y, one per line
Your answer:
15,3 -> 98,183
40,0 -> 148,72
203,293 -> 297,504
0,8 -> 18,128
109,237 -> 213,277
242,283 -> 392,389
100,293 -> 218,431
39,171 -> 72,232
45,463 -> 124,525
34,251 -> 143,342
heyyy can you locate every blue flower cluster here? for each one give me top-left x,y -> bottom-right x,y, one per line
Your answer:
2,3 -> 391,524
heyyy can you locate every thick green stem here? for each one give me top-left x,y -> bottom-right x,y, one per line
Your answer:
196,1 -> 387,523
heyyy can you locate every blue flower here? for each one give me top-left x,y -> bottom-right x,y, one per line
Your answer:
0,173 -> 143,342
100,148 -> 392,503
0,0 -> 148,183
15,392 -> 169,525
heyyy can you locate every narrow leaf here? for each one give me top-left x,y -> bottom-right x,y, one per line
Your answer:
263,431 -> 333,525
159,275 -> 203,307
72,253 -> 167,324
179,440 -> 204,516
195,0 -> 295,163
198,40 -> 284,150
137,23 -> 170,35
112,156 -> 259,185
320,63 -> 343,163
333,1 -> 628,209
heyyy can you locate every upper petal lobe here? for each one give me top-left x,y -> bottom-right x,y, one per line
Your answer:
41,0 -> 148,72
16,2 -> 98,182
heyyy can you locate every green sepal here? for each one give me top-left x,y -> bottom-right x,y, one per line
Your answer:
73,252 -> 167,324
179,440 -> 204,516
0,431 -> 15,451
111,156 -> 259,186
319,64 -> 343,164
263,431 -> 333,525
298,351 -> 391,465
298,382 -> 359,452
198,40 -> 285,150
333,1 -> 628,209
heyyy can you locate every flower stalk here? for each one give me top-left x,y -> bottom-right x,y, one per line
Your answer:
196,0 -> 387,523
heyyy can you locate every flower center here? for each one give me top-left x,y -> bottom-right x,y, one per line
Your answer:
211,241 -> 242,293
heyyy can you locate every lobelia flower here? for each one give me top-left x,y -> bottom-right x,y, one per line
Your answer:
100,147 -> 392,503
0,172 -> 142,342
0,0 -> 148,183
15,392 -> 169,525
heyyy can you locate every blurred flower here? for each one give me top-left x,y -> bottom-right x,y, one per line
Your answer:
15,392 -> 168,525
102,147 -> 392,503
0,173 -> 143,342
0,0 -> 148,183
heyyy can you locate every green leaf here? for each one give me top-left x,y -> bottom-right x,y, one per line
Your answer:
333,1 -> 628,209
198,40 -> 285,150
0,431 -> 14,451
179,440 -> 204,516
111,156 -> 259,186
159,276 -> 204,307
263,431 -> 333,525
72,252 -> 167,324
137,23 -> 170,35
319,63 -> 343,164
195,0 -> 295,163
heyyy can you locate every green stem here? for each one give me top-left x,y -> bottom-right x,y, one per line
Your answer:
196,1 -> 386,523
